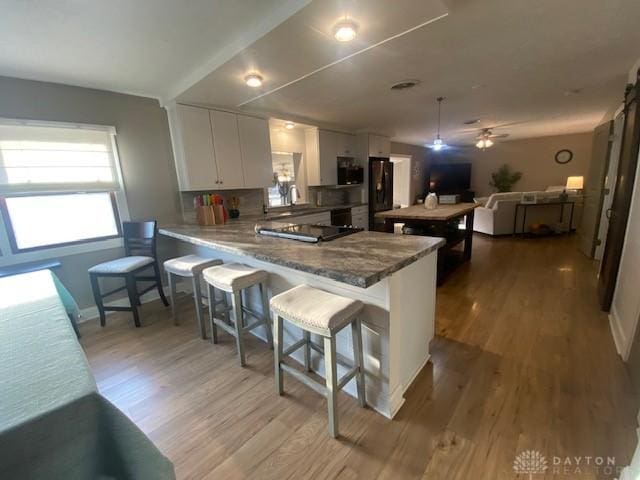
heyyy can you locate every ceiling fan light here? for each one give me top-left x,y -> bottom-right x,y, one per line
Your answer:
485,138 -> 493,147
244,73 -> 263,88
333,19 -> 358,42
476,139 -> 485,149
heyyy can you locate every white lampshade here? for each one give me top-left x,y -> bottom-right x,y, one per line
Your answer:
566,176 -> 584,189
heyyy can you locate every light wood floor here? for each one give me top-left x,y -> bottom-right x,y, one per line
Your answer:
80,234 -> 639,479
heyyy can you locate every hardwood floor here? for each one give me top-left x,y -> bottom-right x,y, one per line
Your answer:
80,234 -> 639,479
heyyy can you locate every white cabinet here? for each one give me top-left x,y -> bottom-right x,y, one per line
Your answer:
169,103 -> 273,191
210,110 -> 244,189
238,115 -> 273,189
368,134 -> 391,158
307,129 -> 356,186
351,205 -> 369,230
173,104 -> 217,191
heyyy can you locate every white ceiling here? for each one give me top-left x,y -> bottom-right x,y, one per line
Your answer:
0,0 -> 309,99
2,0 -> 640,145
178,0 -> 640,145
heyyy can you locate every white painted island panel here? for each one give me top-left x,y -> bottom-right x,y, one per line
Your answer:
164,235 -> 437,419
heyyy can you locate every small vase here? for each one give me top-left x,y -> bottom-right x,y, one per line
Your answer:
424,193 -> 438,210
229,209 -> 240,219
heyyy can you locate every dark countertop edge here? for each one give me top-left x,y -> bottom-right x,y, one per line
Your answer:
158,228 -> 444,289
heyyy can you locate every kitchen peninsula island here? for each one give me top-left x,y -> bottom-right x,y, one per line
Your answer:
160,220 -> 443,418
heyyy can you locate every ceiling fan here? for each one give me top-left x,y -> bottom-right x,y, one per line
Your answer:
475,128 -> 509,149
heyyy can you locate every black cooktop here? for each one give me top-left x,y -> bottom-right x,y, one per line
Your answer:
257,224 -> 362,243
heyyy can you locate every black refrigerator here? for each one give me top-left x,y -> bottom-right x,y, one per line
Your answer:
368,157 -> 394,230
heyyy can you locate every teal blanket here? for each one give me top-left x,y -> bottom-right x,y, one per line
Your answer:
0,270 -> 175,480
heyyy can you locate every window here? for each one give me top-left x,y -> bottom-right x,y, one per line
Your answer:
2,192 -> 120,252
0,119 -> 126,256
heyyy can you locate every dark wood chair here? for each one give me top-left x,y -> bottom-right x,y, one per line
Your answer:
88,220 -> 169,327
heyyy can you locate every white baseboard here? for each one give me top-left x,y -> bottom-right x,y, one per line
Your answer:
609,305 -> 630,360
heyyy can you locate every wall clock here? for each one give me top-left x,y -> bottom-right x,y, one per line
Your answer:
555,149 -> 573,164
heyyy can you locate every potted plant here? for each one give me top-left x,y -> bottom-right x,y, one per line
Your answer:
490,164 -> 522,192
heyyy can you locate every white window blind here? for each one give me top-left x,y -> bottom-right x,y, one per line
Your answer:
0,121 -> 119,193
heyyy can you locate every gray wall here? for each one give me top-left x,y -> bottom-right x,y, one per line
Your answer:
0,76 -> 181,309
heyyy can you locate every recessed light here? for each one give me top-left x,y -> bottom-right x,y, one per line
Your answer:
333,18 -> 358,42
391,79 -> 420,90
244,73 -> 263,88
463,119 -> 481,125
284,121 -> 295,129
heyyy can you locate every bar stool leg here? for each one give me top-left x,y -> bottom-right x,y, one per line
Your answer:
125,274 -> 141,328
222,291 -> 230,324
324,336 -> 339,438
351,318 -> 366,407
89,273 -> 106,327
192,275 -> 206,339
208,283 -> 218,344
231,291 -> 246,366
274,315 -> 284,394
303,331 -> 311,372
259,282 -> 274,349
168,272 -> 177,325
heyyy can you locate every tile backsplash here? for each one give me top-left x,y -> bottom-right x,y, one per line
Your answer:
180,185 -> 367,223
181,188 -> 266,222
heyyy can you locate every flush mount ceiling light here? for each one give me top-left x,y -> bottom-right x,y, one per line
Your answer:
333,18 -> 358,42
427,97 -> 448,151
244,73 -> 263,88
284,121 -> 295,129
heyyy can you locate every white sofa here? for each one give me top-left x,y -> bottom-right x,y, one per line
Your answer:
473,191 -> 583,236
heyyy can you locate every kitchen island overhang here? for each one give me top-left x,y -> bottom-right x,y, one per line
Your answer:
160,222 -> 444,419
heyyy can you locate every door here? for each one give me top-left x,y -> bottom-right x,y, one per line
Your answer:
578,120 -> 613,258
598,76 -> 640,311
176,105 -> 218,190
238,115 -> 273,188
210,110 -> 244,189
595,112 -> 625,260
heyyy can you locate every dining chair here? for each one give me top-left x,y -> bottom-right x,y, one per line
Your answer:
88,220 -> 169,327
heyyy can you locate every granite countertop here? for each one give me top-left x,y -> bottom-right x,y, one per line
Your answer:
159,220 -> 444,289
375,203 -> 478,221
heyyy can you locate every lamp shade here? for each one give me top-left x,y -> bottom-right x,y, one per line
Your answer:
566,176 -> 584,189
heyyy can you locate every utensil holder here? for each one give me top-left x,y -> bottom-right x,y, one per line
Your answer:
196,206 -> 226,225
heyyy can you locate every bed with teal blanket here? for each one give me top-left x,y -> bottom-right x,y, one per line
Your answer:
0,270 -> 175,480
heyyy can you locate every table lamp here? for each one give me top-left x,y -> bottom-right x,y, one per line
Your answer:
566,176 -> 584,190
560,176 -> 583,202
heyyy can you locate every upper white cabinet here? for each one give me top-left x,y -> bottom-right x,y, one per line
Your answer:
368,134 -> 391,158
238,115 -> 273,189
172,105 -> 218,191
210,110 -> 244,189
169,103 -> 272,191
307,129 -> 356,186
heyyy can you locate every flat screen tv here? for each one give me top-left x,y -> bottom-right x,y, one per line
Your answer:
428,163 -> 471,193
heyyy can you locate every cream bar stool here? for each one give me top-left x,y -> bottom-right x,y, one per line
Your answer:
270,284 -> 366,438
202,263 -> 273,366
164,255 -> 222,338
